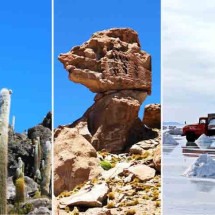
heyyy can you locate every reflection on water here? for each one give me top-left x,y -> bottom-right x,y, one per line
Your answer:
163,137 -> 215,215
190,179 -> 215,192
186,141 -> 199,147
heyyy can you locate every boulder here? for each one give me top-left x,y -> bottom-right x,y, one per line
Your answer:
27,207 -> 51,215
126,164 -> 156,181
54,127 -> 102,196
86,90 -> 147,153
59,182 -> 109,208
28,125 -> 51,143
59,28 -> 151,93
129,133 -> 160,154
153,146 -> 161,172
143,104 -> 161,129
41,112 -> 52,130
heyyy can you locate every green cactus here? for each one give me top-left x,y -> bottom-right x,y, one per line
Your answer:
17,157 -> 24,173
41,140 -> 52,196
34,169 -> 42,184
34,137 -> 41,175
0,88 -> 11,214
15,172 -> 25,203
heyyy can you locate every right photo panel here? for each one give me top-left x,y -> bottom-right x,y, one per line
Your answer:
163,0 -> 215,214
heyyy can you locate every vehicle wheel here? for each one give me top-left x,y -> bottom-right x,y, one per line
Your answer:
186,132 -> 196,142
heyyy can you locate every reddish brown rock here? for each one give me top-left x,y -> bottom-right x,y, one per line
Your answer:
54,127 -> 102,196
126,164 -> 156,181
87,91 -> 148,153
58,28 -> 153,153
153,146 -> 161,172
143,104 -> 161,129
59,28 -> 151,94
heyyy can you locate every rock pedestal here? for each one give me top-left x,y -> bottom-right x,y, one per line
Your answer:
58,28 -> 152,153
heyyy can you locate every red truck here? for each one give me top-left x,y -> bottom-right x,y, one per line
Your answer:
182,113 -> 215,142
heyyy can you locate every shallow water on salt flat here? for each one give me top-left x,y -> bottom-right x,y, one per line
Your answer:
163,136 -> 215,215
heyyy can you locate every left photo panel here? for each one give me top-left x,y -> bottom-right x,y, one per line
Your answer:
0,1 -> 52,214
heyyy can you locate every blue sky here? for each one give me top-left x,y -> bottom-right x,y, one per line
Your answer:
54,0 -> 161,127
0,1 -> 51,132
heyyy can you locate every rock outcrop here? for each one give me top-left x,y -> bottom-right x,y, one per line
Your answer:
143,104 -> 161,129
54,126 -> 102,196
59,28 -> 152,153
59,28 -> 151,93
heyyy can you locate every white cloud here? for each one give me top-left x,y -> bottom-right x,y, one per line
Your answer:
162,0 -> 215,123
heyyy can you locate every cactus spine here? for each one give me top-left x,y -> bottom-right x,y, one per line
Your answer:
0,89 -> 11,214
15,172 -> 25,203
41,140 -> 52,196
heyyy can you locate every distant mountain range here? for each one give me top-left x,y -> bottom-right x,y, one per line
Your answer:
163,122 -> 184,126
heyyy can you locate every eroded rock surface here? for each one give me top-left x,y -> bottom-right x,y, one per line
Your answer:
54,126 -> 102,196
143,104 -> 161,129
59,182 -> 109,208
58,28 -> 152,153
59,28 -> 151,93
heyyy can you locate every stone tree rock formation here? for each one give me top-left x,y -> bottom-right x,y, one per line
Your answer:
58,28 -> 152,153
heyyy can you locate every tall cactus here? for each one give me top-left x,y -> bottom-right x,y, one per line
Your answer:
41,140 -> 52,196
15,172 -> 25,203
0,88 -> 11,214
34,136 -> 41,175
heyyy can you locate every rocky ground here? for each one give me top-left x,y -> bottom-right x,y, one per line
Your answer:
55,127 -> 160,215
7,112 -> 52,215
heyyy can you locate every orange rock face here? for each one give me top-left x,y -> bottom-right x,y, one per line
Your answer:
143,104 -> 161,129
58,28 -> 153,153
153,146 -> 161,172
59,28 -> 151,94
54,127 -> 102,196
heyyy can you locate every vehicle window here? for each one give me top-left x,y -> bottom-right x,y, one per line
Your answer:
199,119 -> 206,124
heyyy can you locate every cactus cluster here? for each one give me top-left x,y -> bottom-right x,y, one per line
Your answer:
0,88 -> 11,214
32,137 -> 52,196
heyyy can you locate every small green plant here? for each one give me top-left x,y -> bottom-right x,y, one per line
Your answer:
8,203 -> 33,214
125,199 -> 139,206
65,206 -> 70,213
106,200 -> 115,208
33,190 -> 41,198
58,191 -> 72,198
155,200 -> 160,207
108,192 -> 115,200
71,206 -> 79,215
100,160 -> 112,170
